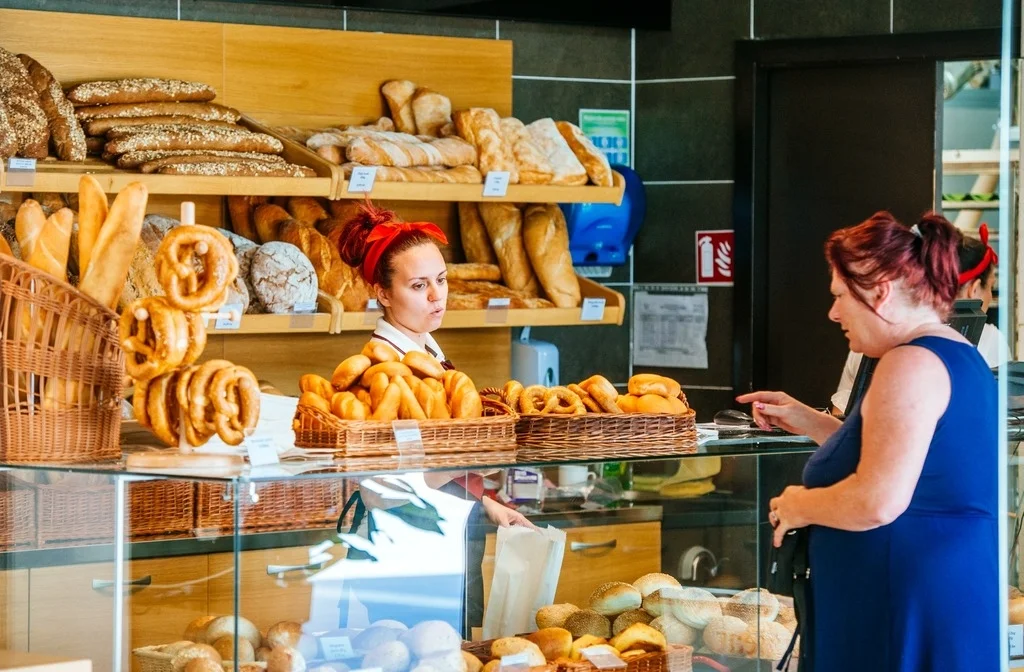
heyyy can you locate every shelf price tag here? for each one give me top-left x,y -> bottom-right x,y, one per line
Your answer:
215,303 -> 244,330
1011,625 -> 1024,657
320,636 -> 355,660
580,297 -> 607,321
245,435 -> 280,467
290,301 -> 318,329
6,157 -> 36,187
482,171 -> 511,197
392,419 -> 424,466
364,298 -> 382,326
581,647 -> 626,670
499,652 -> 531,672
486,297 -> 511,324
348,166 -> 378,193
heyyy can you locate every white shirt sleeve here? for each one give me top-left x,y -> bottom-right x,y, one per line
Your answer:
977,323 -> 1009,368
831,350 -> 863,413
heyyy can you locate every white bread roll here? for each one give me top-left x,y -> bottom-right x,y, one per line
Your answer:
632,573 -> 681,598
183,660 -> 222,672
589,582 -> 642,617
702,616 -> 756,657
212,635 -> 255,663
309,665 -> 349,672
371,619 -> 408,631
267,646 -> 307,672
361,641 -> 410,672
723,588 -> 780,625
171,644 -> 221,672
754,620 -> 793,660
184,616 -> 217,642
641,589 -> 672,617
354,625 -> 402,651
266,621 -> 303,649
400,620 -> 460,659
650,614 -> 698,646
490,638 -> 545,667
205,615 -> 262,650
667,587 -> 722,629
536,603 -> 580,629
524,627 -> 572,661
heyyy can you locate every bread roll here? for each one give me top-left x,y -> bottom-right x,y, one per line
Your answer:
569,635 -> 608,661
632,573 -> 681,598
637,394 -> 675,414
525,118 -> 587,186
266,621 -> 303,649
723,587 -> 780,625
563,609 -> 612,638
212,636 -> 255,663
536,603 -> 580,629
1010,596 -> 1024,625
490,638 -> 545,667
412,650 -> 466,672
267,646 -> 306,672
481,661 -> 499,672
354,624 -> 402,651
628,374 -> 682,399
522,203 -> 580,307
163,641 -> 197,656
590,581 -> 642,617
170,644 -> 221,672
411,87 -> 452,137
668,587 -> 722,629
702,616 -> 756,657
524,627 -> 572,661
612,608 -> 653,636
381,80 -> 417,134
361,641 -> 409,672
478,203 -> 538,293
755,620 -> 793,660
462,651 -> 483,672
184,616 -> 218,642
401,620 -> 461,659
609,623 -> 666,654
555,121 -> 613,187
183,660 -> 222,672
204,615 -> 262,649
499,117 -> 554,184
649,614 -> 698,646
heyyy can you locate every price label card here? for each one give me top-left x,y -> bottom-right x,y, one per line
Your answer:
245,435 -> 280,467
580,297 -> 607,321
392,420 -> 424,464
486,297 -> 511,324
320,636 -> 355,660
1011,624 -> 1024,657
482,171 -> 511,197
499,652 -> 531,672
6,157 -> 36,188
581,647 -> 626,670
348,166 -> 378,193
289,301 -> 318,329
215,303 -> 244,330
364,298 -> 382,326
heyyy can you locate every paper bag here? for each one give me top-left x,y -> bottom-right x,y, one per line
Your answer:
482,525 -> 566,639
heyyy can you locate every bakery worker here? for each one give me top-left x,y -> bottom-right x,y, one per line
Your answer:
831,223 -> 1007,415
335,201 -> 534,635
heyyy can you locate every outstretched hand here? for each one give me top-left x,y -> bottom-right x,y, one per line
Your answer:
736,390 -> 841,445
481,496 -> 538,529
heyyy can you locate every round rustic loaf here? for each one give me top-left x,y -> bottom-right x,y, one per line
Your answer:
250,241 -> 318,314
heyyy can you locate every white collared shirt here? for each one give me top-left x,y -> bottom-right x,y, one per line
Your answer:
371,317 -> 446,362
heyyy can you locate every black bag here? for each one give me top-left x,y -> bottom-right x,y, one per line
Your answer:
768,527 -> 812,672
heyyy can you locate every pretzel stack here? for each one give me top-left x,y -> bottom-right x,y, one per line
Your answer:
123,216 -> 260,447
297,341 -> 484,424
494,374 -> 690,416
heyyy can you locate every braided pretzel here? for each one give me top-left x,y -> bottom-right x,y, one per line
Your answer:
519,385 -> 559,414
209,365 -> 260,446
188,359 -> 233,435
120,296 -> 188,381
176,365 -> 212,448
154,224 -> 238,312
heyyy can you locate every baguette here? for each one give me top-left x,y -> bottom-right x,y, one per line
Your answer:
501,117 -> 554,185
446,263 -> 502,282
77,175 -> 108,280
478,202 -> 539,293
117,149 -> 283,170
15,199 -> 46,260
104,127 -> 283,155
156,161 -> 313,177
74,101 -> 241,122
457,108 -> 518,182
344,135 -> 475,168
458,202 -> 498,265
26,207 -> 73,281
381,80 -> 417,134
0,236 -> 12,257
138,153 -> 285,173
523,204 -> 581,307
78,182 -> 149,309
66,78 -> 217,105
556,121 -> 613,187
84,116 -> 240,137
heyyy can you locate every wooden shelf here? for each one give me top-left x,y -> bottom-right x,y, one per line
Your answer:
333,170 -> 627,204
207,312 -> 334,335
942,200 -> 1001,209
942,148 -> 1020,175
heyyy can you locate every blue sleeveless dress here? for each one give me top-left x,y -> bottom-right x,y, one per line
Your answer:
802,336 -> 998,671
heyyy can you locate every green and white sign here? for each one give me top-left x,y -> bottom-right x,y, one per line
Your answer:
578,108 -> 630,167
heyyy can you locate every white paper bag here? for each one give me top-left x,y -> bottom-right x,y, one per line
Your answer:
482,525 -> 567,639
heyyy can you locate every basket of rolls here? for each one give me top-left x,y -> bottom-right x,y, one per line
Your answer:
293,341 -> 517,458
488,374 -> 697,456
0,177 -> 148,462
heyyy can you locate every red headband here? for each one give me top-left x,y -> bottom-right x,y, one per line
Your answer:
361,218 -> 448,284
958,223 -> 998,285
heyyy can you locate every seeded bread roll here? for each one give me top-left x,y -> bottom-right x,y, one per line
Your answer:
612,608 -> 653,636
702,616 -> 756,658
589,581 -> 642,617
563,609 -> 612,638
16,54 -> 86,161
649,614 -> 698,646
66,78 -> 217,105
74,101 -> 241,122
536,603 -> 581,629
723,587 -> 780,625
667,587 -> 723,629
633,573 -> 682,598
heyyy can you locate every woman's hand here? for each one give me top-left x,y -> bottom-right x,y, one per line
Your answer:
736,390 -> 841,444
481,496 -> 537,529
769,485 -> 810,547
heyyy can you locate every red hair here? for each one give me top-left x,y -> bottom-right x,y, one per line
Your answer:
825,211 -> 960,316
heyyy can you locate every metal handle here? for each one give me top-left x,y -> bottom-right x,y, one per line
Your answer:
92,575 -> 152,590
570,539 -> 617,552
267,561 -> 324,575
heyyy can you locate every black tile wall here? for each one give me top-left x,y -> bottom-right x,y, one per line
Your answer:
181,1 -> 341,27
346,9 -> 496,39
0,0 -> 175,18
637,0 -> 751,79
893,0 -> 1003,33
635,80 -> 734,181
500,20 -> 631,79
680,388 -> 738,422
753,0 -> 892,39
511,79 -> 630,128
634,183 -> 734,284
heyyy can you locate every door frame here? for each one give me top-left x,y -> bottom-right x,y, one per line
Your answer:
732,28 -> 1014,395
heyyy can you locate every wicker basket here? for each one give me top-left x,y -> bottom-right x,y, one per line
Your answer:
0,475 -> 36,550
293,398 -> 518,458
195,476 -> 346,533
0,254 -> 124,463
133,645 -> 266,672
129,480 -> 195,539
513,410 -> 699,457
463,641 -> 694,672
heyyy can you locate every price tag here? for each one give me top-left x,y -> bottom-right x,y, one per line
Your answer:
485,297 -> 511,324
364,298 -> 382,326
215,303 -> 244,330
499,652 -> 531,672
392,420 -> 424,463
320,636 -> 355,660
290,301 -> 318,329
348,166 -> 378,193
581,647 -> 626,669
6,157 -> 36,187
245,435 -> 280,467
1011,624 -> 1024,657
482,171 -> 511,197
580,297 -> 607,321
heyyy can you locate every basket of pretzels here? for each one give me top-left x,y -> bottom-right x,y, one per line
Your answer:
0,178 -> 148,462
487,374 -> 698,456
293,342 -> 518,457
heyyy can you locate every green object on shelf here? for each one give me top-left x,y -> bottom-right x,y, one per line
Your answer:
970,193 -> 998,201
943,193 -> 969,201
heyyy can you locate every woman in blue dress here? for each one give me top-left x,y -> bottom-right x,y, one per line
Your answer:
739,211 -> 999,671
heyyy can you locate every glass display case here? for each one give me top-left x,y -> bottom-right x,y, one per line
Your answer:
0,438 -> 817,672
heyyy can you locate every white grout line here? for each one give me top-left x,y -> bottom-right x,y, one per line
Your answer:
495,20 -> 500,39
177,0 -> 181,20
645,180 -> 735,185
630,28 -> 636,169
511,74 -> 632,84
343,9 -> 347,30
636,76 -> 735,84
890,0 -> 894,33
750,0 -> 755,38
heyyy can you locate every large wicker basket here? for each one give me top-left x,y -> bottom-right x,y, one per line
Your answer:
293,398 -> 518,458
133,645 -> 266,672
462,641 -> 694,672
0,475 -> 36,550
513,410 -> 699,458
195,476 -> 346,534
0,254 -> 124,463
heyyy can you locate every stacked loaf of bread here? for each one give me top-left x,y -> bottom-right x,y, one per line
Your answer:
151,614 -> 316,672
0,47 -> 83,160
537,574 -> 795,662
494,374 -> 690,416
60,75 -> 313,177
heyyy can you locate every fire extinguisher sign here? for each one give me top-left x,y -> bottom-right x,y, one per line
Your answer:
695,230 -> 734,286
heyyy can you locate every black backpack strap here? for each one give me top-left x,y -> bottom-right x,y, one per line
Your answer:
777,529 -> 811,672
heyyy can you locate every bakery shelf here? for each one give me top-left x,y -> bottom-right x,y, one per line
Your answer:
331,169 -> 627,204
340,277 -> 625,330
0,117 -> 336,197
942,148 -> 1020,175
208,291 -> 342,335
942,200 -> 1001,209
